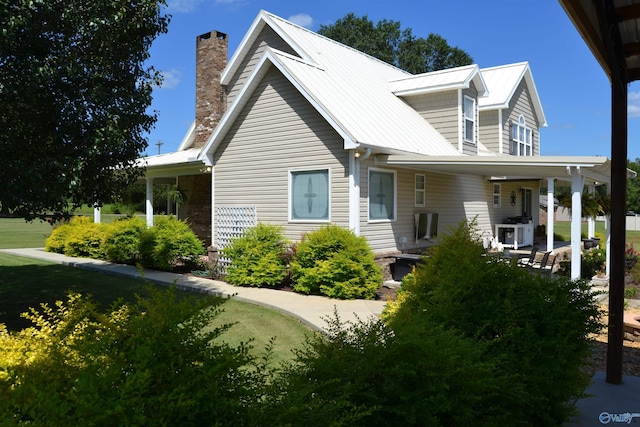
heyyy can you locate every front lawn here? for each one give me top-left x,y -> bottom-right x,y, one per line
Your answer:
0,253 -> 310,364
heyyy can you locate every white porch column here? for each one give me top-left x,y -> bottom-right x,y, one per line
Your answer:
93,205 -> 101,224
349,150 -> 360,235
570,167 -> 585,280
588,184 -> 596,238
146,177 -> 154,227
546,178 -> 555,253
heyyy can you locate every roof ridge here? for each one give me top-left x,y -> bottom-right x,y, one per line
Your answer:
262,10 -> 411,76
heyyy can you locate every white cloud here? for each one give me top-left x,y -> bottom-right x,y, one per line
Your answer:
629,91 -> 640,118
159,69 -> 182,89
288,13 -> 313,29
166,0 -> 203,13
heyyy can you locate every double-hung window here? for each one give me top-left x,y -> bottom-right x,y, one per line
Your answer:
369,168 -> 396,221
463,95 -> 476,144
511,115 -> 533,156
289,169 -> 330,221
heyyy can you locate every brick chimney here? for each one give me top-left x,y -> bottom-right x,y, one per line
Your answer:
194,30 -> 228,148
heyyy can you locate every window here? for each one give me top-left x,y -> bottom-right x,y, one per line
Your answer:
415,174 -> 425,207
463,95 -> 476,143
290,169 -> 329,221
522,188 -> 533,219
493,184 -> 501,208
511,115 -> 533,156
369,168 -> 396,221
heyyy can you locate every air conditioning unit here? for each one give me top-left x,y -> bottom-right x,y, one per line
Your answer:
415,213 -> 438,243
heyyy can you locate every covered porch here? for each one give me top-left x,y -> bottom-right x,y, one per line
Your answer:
375,153 -> 617,280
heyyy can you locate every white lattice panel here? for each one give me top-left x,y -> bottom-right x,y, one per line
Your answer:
216,206 -> 257,269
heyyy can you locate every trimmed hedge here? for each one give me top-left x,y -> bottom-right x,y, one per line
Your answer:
45,216 -> 204,271
221,223 -> 290,288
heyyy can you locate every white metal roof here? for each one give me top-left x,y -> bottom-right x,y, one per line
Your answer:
479,62 -> 547,127
203,10 -> 462,158
389,64 -> 488,97
138,148 -> 205,177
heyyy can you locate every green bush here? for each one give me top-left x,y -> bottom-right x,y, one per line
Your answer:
265,312 -> 509,426
222,223 -> 290,287
0,288 -> 271,426
62,217 -> 107,259
138,216 -> 204,271
44,220 -> 74,254
102,216 -> 147,264
386,220 -> 603,425
290,224 -> 381,299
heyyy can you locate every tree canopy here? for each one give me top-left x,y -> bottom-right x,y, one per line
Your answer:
318,13 -> 473,74
0,0 -> 169,220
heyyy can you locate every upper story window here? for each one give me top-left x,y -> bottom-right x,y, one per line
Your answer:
463,95 -> 476,144
511,115 -> 533,156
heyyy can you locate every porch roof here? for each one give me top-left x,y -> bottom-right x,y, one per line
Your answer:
374,153 -> 618,184
137,148 -> 206,178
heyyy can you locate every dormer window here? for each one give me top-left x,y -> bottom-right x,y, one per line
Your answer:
511,115 -> 533,156
463,95 -> 476,144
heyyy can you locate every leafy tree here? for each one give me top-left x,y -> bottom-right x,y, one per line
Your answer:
318,13 -> 473,74
627,158 -> 640,213
0,0 -> 169,220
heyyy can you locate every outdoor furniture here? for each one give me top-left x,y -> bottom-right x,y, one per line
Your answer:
517,246 -> 539,268
540,254 -> 558,277
391,254 -> 426,281
527,251 -> 551,274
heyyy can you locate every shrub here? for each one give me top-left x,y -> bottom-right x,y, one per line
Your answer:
582,247 -> 606,278
102,216 -> 147,264
386,220 -> 603,425
0,288 -> 271,426
290,224 -> 382,299
44,220 -> 74,254
222,223 -> 290,287
62,217 -> 107,259
265,312 -> 509,426
138,216 -> 204,271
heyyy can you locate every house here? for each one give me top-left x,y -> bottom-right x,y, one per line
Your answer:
137,10 -> 617,280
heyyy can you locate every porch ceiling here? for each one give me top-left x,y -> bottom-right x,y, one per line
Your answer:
374,154 -> 614,184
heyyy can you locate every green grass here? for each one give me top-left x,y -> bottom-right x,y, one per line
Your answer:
0,251 -> 311,364
0,218 -> 54,248
551,221 -> 640,245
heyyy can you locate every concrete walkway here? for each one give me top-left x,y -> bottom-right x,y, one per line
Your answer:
0,248 -> 387,331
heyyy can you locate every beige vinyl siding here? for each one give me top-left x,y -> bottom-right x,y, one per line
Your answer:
404,91 -> 458,148
505,80 -> 540,156
213,67 -> 350,245
359,158 -> 540,254
479,110 -> 499,152
226,26 -> 298,106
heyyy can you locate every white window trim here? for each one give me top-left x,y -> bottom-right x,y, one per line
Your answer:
288,167 -> 331,223
493,183 -> 501,208
368,167 -> 397,222
511,115 -> 533,156
463,95 -> 476,144
415,174 -> 426,207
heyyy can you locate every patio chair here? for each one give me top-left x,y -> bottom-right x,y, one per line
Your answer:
540,254 -> 558,277
517,246 -> 539,268
527,251 -> 551,274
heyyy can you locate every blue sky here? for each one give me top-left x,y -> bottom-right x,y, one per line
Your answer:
145,0 -> 640,160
